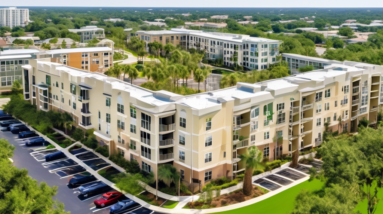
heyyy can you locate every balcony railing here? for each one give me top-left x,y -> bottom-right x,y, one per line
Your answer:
353,86 -> 359,94
370,106 -> 378,112
141,138 -> 151,146
141,151 -> 151,160
234,139 -> 249,149
291,106 -> 299,113
159,124 -> 176,132
342,116 -> 348,121
315,97 -> 322,102
81,109 -> 91,114
159,139 -> 173,146
159,153 -> 174,161
352,99 -> 359,105
302,103 -> 313,111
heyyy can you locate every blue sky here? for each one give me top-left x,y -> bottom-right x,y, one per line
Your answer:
2,0 -> 383,7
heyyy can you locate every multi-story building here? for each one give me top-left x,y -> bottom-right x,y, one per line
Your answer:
0,7 -> 30,28
134,28 -> 282,70
22,56 -> 383,189
282,53 -> 341,74
68,26 -> 105,43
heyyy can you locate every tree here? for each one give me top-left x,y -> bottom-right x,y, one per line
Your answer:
158,164 -> 181,196
314,19 -> 326,29
337,115 -> 343,132
333,38 -> 344,49
239,146 -> 263,196
338,27 -> 354,38
298,65 -> 314,72
272,24 -> 284,33
61,39 -> 67,48
0,139 -> 69,214
193,68 -> 206,92
11,80 -> 23,95
164,43 -> 176,58
49,37 -> 58,44
125,65 -> 139,85
220,73 -> 238,88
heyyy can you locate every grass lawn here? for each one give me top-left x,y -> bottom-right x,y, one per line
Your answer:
355,184 -> 383,214
98,168 -> 120,183
162,200 -> 179,209
217,179 -> 324,214
124,48 -> 138,57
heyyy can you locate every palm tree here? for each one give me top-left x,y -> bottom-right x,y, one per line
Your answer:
126,66 -> 139,85
11,80 -> 23,95
158,164 -> 181,196
239,146 -> 263,196
177,64 -> 189,87
193,68 -> 206,92
142,66 -> 152,81
202,66 -> 212,91
221,73 -> 238,88
168,64 -> 179,88
337,115 -> 342,132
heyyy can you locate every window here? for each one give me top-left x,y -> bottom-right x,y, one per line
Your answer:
251,135 -> 256,144
122,139 -> 125,145
179,151 -> 185,161
264,131 -> 270,140
142,161 -> 151,173
70,83 -> 76,95
316,104 -> 322,113
326,117 -> 331,123
325,89 -> 331,98
325,103 -> 330,111
130,106 -> 136,118
251,106 -> 259,118
263,146 -> 269,158
106,97 -> 111,107
130,140 -> 136,150
315,92 -> 323,102
206,118 -> 211,131
117,120 -> 125,130
141,146 -> 151,159
61,82 -> 64,89
334,113 -> 337,122
251,121 -> 258,132
335,100 -> 338,107
141,131 -> 151,145
277,112 -> 285,124
46,75 -> 51,85
106,113 -> 111,123
205,153 -> 212,163
141,113 -> 151,131
344,85 -> 349,94
277,103 -> 284,111
73,102 -> 76,109
361,95 -> 368,106
179,134 -> 185,145
205,136 -> 212,147
117,103 -> 124,114
180,117 -> 186,128
181,170 -> 185,180
204,171 -> 212,182
118,135 -> 121,143
316,118 -> 321,126
130,124 -> 136,133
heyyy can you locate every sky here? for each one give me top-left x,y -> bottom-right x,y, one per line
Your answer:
2,0 -> 383,7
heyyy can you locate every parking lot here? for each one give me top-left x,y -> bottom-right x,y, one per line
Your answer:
2,130 -> 162,214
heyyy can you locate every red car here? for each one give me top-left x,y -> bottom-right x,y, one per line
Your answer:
93,191 -> 123,208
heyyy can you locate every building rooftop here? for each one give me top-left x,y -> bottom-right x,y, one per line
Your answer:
0,49 -> 39,55
38,47 -> 112,55
282,53 -> 342,64
69,26 -> 104,33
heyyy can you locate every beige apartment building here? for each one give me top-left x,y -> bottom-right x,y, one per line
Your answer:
22,57 -> 383,189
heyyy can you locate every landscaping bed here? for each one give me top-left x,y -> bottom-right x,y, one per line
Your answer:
136,191 -> 166,206
98,166 -> 122,183
46,132 -> 75,148
162,200 -> 179,209
185,185 -> 268,209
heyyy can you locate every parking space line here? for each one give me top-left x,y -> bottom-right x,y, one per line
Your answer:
91,204 -> 113,212
42,158 -> 70,166
79,194 -> 105,202
49,165 -> 80,173
122,206 -> 142,214
59,171 -> 84,179
30,148 -> 57,154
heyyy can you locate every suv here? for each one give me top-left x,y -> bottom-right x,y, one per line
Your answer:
25,137 -> 47,147
78,181 -> 111,198
19,131 -> 38,138
0,116 -> 13,121
45,151 -> 66,162
68,173 -> 97,188
10,124 -> 29,134
0,119 -> 20,127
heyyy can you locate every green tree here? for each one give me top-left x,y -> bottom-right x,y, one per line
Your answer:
272,24 -> 284,33
11,80 -> 23,95
49,37 -> 58,44
239,146 -> 263,196
61,39 -> 67,48
164,43 -> 176,58
158,164 -> 181,196
220,73 -> 238,88
125,65 -> 139,85
314,19 -> 326,29
193,68 -> 206,92
333,38 -> 344,49
338,27 -> 354,38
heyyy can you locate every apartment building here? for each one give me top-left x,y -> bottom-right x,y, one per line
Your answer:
68,26 -> 105,43
0,7 -> 30,28
134,28 -> 282,70
282,53 -> 341,74
22,55 -> 383,189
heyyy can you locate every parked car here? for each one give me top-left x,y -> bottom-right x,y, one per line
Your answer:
78,181 -> 111,198
68,173 -> 97,188
10,124 -> 29,134
0,119 -> 20,127
109,199 -> 139,214
94,191 -> 123,208
25,137 -> 47,147
45,151 -> 66,162
0,116 -> 13,121
7,123 -> 24,131
19,131 -> 38,138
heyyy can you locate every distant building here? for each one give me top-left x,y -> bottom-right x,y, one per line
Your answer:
90,21 -> 99,24
154,19 -> 165,22
0,7 -> 30,28
279,20 -> 297,23
185,22 -> 227,28
143,21 -> 167,27
243,16 -> 252,20
69,26 -> 105,43
296,27 -> 318,32
210,15 -> 229,20
237,21 -> 258,25
7,36 -> 40,44
345,19 -> 357,23
103,18 -> 124,23
181,13 -> 191,17
37,38 -> 76,49
199,18 -> 208,21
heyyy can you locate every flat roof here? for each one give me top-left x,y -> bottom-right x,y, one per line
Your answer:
40,47 -> 112,55
0,49 -> 39,55
282,53 -> 341,64
0,54 -> 32,60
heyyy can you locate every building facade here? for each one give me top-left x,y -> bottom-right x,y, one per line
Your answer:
134,28 -> 282,71
22,56 -> 383,189
0,7 -> 29,28
68,26 -> 105,43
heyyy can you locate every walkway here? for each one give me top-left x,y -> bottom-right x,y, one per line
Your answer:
113,51 -> 160,65
202,63 -> 237,73
22,124 -> 317,213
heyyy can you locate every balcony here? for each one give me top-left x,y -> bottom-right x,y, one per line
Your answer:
342,116 -> 349,122
352,99 -> 359,105
159,139 -> 173,147
370,106 -> 379,112
315,97 -> 322,102
159,153 -> 174,161
159,124 -> 175,132
141,151 -> 151,160
301,117 -> 313,123
289,135 -> 299,140
234,139 -> 249,149
79,122 -> 93,129
141,138 -> 151,146
353,86 -> 359,94
291,106 -> 299,114
301,103 -> 313,111
81,109 -> 91,116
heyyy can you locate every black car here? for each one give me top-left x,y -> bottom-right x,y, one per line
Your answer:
68,173 -> 97,188
0,119 -> 20,127
109,199 -> 139,214
25,137 -> 47,147
78,181 -> 111,198
19,131 -> 38,138
10,124 -> 29,134
7,123 -> 24,131
0,116 -> 13,121
45,151 -> 66,162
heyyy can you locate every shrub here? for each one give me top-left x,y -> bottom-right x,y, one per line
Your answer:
215,187 -> 221,198
180,183 -> 192,195
115,173 -> 145,195
135,64 -> 144,71
266,160 -> 282,170
253,169 -> 264,176
203,179 -> 238,191
210,176 -> 231,186
221,200 -> 227,206
201,205 -> 210,209
82,136 -> 98,149
46,145 -> 55,149
71,128 -> 84,141
109,154 -> 140,173
95,145 -> 109,157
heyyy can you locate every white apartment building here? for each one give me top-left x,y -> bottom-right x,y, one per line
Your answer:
69,26 -> 105,43
0,7 -> 30,28
282,53 -> 341,74
135,28 -> 282,70
22,54 -> 383,188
